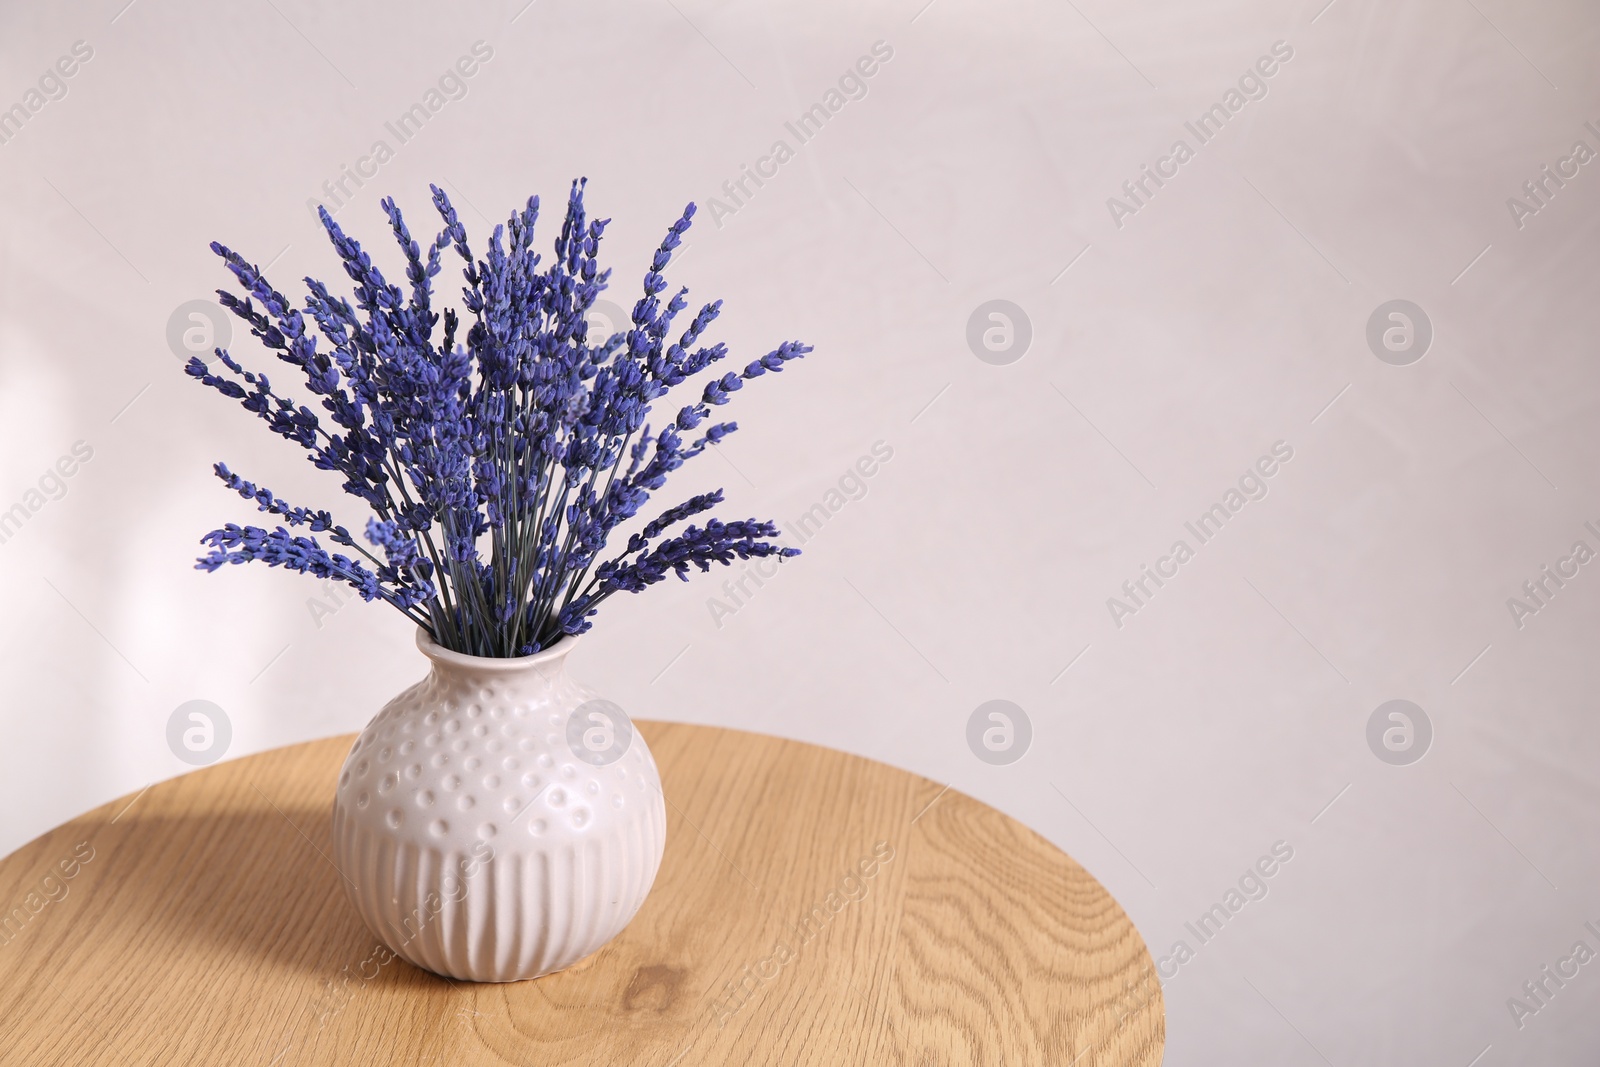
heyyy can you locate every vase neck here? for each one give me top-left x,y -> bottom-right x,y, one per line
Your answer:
415,628 -> 577,686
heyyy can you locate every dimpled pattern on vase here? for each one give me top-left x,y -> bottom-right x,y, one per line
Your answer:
331,632 -> 667,982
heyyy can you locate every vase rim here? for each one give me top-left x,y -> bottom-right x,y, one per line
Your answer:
414,627 -> 580,671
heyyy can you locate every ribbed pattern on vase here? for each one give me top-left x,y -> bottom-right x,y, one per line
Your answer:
330,632 -> 667,982
332,793 -> 666,981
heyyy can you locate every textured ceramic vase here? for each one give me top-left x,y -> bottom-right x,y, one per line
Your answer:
330,629 -> 667,982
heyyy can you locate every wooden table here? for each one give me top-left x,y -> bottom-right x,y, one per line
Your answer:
0,723 -> 1163,1065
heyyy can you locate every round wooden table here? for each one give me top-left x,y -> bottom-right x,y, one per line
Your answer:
0,723 -> 1163,1065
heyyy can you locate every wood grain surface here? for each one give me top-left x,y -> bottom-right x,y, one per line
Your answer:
0,723 -> 1163,1066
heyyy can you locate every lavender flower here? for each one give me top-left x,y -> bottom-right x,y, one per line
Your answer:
190,181 -> 812,656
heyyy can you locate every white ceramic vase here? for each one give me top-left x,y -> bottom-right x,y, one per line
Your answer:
330,629 -> 667,982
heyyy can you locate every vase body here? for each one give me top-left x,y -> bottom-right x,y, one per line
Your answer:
330,630 -> 667,982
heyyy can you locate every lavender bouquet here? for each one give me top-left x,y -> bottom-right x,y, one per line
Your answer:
188,180 -> 809,657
